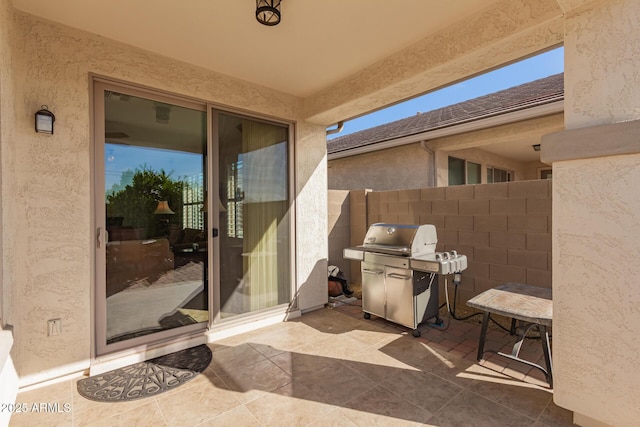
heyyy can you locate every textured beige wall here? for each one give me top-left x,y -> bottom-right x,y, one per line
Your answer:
329,141 -> 544,191
0,0 -> 16,328
553,154 -> 640,426
553,1 -> 640,426
0,0 -> 19,417
294,123 -> 329,313
328,144 -> 431,191
564,0 -> 640,130
6,10 -> 327,381
327,190 -> 351,281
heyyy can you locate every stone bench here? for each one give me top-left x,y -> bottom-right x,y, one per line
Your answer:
466,282 -> 553,387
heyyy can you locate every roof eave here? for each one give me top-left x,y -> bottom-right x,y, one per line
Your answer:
327,98 -> 564,160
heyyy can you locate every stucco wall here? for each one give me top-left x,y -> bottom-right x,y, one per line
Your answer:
295,123 -> 329,313
328,144 -> 431,191
0,1 -> 19,422
327,190 -> 351,281
564,1 -> 640,131
552,1 -> 640,426
328,142 -> 546,191
6,10 -> 327,383
553,154 -> 640,427
1,0 -> 17,329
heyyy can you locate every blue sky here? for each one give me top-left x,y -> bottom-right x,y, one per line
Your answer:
328,46 -> 564,139
105,144 -> 203,192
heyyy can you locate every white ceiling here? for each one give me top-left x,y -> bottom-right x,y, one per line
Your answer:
481,136 -> 545,163
13,0 -> 497,97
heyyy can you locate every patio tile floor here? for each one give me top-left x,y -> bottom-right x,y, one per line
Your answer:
9,299 -> 574,426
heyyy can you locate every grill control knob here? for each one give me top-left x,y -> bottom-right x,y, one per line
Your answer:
387,226 -> 396,235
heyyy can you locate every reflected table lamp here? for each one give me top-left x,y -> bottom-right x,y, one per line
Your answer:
154,200 -> 175,236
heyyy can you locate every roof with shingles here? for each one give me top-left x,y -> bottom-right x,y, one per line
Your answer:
327,73 -> 564,154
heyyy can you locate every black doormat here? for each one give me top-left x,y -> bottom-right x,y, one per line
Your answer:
77,344 -> 212,402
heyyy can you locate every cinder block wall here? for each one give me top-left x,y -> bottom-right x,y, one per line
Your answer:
365,180 -> 552,302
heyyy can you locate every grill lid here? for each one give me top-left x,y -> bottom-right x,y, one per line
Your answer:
362,223 -> 437,257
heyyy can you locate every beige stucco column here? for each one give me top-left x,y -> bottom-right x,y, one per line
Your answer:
542,1 -> 640,426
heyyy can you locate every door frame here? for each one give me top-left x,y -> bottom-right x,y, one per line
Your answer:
91,76 -> 298,359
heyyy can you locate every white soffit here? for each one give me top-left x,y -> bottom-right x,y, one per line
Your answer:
13,0 -> 496,97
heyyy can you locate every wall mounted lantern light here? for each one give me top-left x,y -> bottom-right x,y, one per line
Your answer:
35,105 -> 55,134
256,0 -> 281,26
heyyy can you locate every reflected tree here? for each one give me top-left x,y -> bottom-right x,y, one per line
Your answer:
106,166 -> 184,238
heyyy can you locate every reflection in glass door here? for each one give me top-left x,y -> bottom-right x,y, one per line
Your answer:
217,113 -> 291,318
96,84 -> 208,353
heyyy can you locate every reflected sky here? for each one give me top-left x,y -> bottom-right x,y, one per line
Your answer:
106,143 -> 203,191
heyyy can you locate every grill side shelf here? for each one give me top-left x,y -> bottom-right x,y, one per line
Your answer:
343,247 -> 365,261
409,258 -> 440,273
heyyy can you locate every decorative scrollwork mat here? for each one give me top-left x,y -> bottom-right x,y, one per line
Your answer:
77,344 -> 212,402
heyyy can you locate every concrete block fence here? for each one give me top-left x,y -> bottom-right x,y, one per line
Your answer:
328,180 -> 552,303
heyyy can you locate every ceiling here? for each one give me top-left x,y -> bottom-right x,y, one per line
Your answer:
13,0 -> 498,98
482,136 -> 545,163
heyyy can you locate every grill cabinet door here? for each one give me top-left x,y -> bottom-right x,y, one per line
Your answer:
361,262 -> 385,318
385,267 -> 415,329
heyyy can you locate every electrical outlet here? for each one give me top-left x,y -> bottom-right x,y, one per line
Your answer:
48,319 -> 62,336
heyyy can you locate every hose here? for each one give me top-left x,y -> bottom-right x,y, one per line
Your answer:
444,275 -> 549,339
444,275 -> 483,321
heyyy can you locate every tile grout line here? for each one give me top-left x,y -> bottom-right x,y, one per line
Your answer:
424,386 -> 466,422
533,394 -> 555,425
152,397 -> 171,427
369,380 -> 437,421
462,381 -> 548,423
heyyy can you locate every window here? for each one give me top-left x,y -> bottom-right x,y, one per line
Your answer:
467,162 -> 481,184
540,168 -> 552,179
448,157 -> 465,185
448,156 -> 481,186
226,160 -> 244,238
487,167 -> 513,183
182,173 -> 205,230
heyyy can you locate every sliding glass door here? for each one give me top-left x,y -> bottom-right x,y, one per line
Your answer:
95,82 -> 208,354
216,112 -> 291,319
94,81 -> 293,355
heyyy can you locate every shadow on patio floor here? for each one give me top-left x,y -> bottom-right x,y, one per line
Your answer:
10,303 -> 573,426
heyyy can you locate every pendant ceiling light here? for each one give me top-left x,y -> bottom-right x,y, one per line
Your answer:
256,0 -> 281,26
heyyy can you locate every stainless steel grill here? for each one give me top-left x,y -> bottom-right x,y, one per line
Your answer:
344,223 -> 468,337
